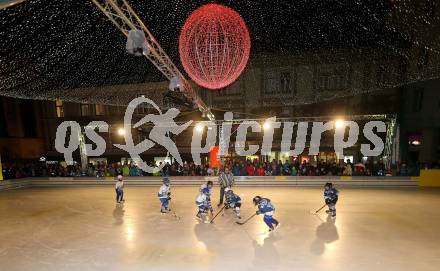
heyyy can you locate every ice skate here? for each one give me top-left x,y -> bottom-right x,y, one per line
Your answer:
196,212 -> 203,219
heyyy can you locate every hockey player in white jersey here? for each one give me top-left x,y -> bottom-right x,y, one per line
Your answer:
195,187 -> 213,220
158,177 -> 171,213
199,180 -> 213,198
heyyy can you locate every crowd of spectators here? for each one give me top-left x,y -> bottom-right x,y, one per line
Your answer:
2,158 -> 438,180
222,158 -> 386,177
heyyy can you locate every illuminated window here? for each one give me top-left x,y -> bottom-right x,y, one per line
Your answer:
264,70 -> 293,95
81,104 -> 90,116
95,104 -> 105,116
55,99 -> 64,118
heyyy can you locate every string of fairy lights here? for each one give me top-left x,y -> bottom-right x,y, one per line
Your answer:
0,0 -> 439,107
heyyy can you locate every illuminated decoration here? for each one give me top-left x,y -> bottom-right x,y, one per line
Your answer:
1,1 -> 440,105
179,3 -> 251,89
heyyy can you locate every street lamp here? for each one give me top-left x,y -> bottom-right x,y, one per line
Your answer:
263,121 -> 271,130
195,123 -> 204,133
335,119 -> 344,129
117,128 -> 125,136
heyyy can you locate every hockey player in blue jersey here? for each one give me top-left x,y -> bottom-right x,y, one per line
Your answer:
195,187 -> 213,220
253,196 -> 279,231
224,188 -> 241,219
324,182 -> 339,217
158,177 -> 171,213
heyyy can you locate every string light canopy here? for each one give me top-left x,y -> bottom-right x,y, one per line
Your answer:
179,3 -> 251,90
1,1 -> 440,106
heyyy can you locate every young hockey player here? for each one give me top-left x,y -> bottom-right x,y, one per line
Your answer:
115,175 -> 124,203
195,187 -> 213,220
199,180 -> 213,199
253,196 -> 279,231
158,177 -> 171,213
324,182 -> 339,217
224,188 -> 241,219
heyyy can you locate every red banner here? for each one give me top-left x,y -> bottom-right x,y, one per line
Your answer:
210,146 -> 220,168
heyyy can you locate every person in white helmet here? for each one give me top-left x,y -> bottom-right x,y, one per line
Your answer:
115,175 -> 125,203
158,177 -> 172,213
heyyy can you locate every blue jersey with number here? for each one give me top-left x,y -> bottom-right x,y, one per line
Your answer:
258,198 -> 274,214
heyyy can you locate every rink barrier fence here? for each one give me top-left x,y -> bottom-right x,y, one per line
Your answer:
0,176 -> 419,190
418,169 -> 440,187
0,179 -> 32,190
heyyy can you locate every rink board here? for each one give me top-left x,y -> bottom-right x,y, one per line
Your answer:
0,179 -> 32,190
0,176 -> 418,190
419,169 -> 440,187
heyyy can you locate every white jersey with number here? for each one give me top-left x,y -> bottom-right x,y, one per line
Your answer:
195,193 -> 208,207
158,184 -> 170,199
115,181 -> 123,190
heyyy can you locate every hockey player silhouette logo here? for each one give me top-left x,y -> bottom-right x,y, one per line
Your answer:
114,97 -> 192,173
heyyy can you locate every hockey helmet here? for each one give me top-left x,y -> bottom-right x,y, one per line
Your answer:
253,196 -> 262,205
117,175 -> 123,180
325,182 -> 333,189
201,187 -> 210,195
163,177 -> 170,185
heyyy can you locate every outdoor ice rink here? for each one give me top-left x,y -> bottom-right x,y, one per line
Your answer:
1,186 -> 439,271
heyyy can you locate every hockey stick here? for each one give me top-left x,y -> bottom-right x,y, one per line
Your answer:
170,210 -> 181,220
210,205 -> 226,223
236,213 -> 257,225
309,204 -> 327,215
167,198 -> 181,220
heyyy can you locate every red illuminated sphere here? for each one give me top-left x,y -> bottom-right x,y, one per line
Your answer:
179,4 -> 251,90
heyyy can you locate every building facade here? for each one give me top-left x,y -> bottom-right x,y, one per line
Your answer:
28,50 -> 406,167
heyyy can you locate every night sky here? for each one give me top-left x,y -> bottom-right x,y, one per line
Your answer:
0,0 -> 437,104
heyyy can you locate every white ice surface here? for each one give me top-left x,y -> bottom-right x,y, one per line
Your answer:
0,187 -> 439,271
